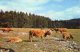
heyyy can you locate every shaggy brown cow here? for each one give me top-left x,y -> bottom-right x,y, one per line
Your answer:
5,37 -> 22,43
29,29 -> 52,42
61,32 -> 73,40
0,28 -> 13,32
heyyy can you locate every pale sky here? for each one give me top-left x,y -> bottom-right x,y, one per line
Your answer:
0,0 -> 80,20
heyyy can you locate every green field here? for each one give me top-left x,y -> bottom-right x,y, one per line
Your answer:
0,28 -> 80,52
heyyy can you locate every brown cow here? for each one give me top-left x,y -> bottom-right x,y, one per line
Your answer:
53,28 -> 68,33
53,28 -> 73,40
5,37 -> 22,43
29,29 -> 52,42
0,28 -> 13,32
61,31 -> 73,40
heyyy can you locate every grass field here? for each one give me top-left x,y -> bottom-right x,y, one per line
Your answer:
0,28 -> 80,52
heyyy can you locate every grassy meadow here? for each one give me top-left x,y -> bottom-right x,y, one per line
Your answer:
0,28 -> 80,52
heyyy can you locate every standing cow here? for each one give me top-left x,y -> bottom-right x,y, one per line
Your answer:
29,29 -> 52,42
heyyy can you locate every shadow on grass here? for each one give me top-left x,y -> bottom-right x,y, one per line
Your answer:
23,40 -> 40,42
0,47 -> 15,52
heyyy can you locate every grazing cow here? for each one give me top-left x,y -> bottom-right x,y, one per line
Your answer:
53,28 -> 68,33
5,37 -> 22,43
29,29 -> 52,42
61,32 -> 73,40
53,28 -> 73,40
0,28 -> 13,32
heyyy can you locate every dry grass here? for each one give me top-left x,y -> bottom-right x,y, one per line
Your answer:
0,28 -> 80,52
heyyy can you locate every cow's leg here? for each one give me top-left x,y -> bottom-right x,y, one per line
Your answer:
29,35 -> 32,42
2,30 -> 5,32
63,35 -> 67,41
62,34 -> 65,40
64,37 -> 66,41
41,36 -> 43,39
55,30 -> 57,33
70,34 -> 73,40
40,36 -> 44,42
66,36 -> 69,41
29,31 -> 33,42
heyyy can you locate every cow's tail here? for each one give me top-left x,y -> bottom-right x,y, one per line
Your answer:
29,31 -> 32,42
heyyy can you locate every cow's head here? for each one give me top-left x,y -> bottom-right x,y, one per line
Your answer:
44,30 -> 52,37
53,28 -> 59,33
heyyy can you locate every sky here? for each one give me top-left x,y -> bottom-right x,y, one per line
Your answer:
0,0 -> 80,20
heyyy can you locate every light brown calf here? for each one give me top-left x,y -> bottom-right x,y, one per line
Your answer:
5,37 -> 22,43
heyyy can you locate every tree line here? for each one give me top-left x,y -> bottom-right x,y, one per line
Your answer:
0,10 -> 80,28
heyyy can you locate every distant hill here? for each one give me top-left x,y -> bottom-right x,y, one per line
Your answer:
71,18 -> 80,20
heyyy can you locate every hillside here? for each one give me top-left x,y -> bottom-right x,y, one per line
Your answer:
0,10 -> 80,28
